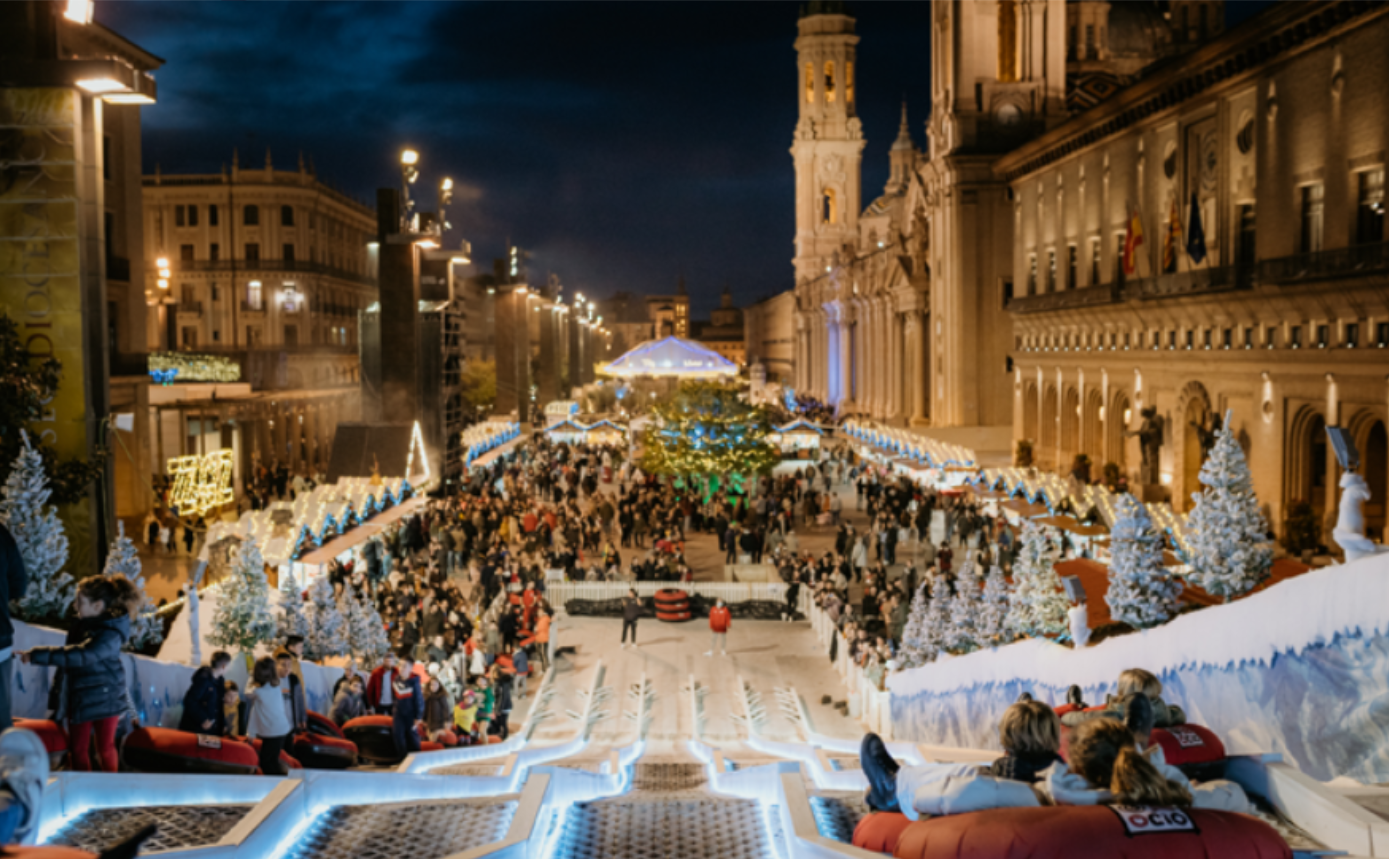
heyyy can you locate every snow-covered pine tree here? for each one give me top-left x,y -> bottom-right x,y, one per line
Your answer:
1182,409 -> 1274,602
103,521 -> 163,651
1107,496 -> 1182,628
276,573 -> 310,643
0,430 -> 73,622
946,558 -> 982,654
897,582 -> 931,668
1006,522 -> 1070,641
343,588 -> 390,667
919,569 -> 953,660
207,535 -> 278,654
304,575 -> 348,661
976,564 -> 1012,647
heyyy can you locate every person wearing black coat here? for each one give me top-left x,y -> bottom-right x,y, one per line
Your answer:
390,653 -> 423,757
179,652 -> 232,735
21,576 -> 140,772
0,523 -> 28,730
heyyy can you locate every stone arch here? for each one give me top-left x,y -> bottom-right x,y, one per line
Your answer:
1108,389 -> 1131,473
1348,408 -> 1389,542
1286,404 -> 1329,546
1060,386 -> 1081,472
1022,381 -> 1039,445
1176,381 -> 1213,510
1083,388 -> 1104,463
1041,384 -> 1059,470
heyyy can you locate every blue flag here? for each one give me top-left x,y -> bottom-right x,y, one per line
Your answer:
1186,192 -> 1207,264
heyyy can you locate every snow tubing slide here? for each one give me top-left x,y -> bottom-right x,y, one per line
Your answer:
888,805 -> 1290,859
342,715 -> 444,765
122,727 -> 261,776
655,589 -> 691,622
16,718 -> 67,770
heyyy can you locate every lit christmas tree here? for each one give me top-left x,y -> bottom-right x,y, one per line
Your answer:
1181,409 -> 1274,602
343,588 -> 390,667
304,575 -> 348,661
637,381 -> 779,502
1107,496 -> 1182,628
207,535 -> 278,655
1006,522 -> 1069,641
0,430 -> 73,623
976,565 -> 1013,647
103,521 -> 163,651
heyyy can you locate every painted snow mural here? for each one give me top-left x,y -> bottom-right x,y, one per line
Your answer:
888,551 -> 1389,783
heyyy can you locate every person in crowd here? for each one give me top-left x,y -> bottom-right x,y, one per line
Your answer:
390,651 -> 423,758
275,651 -> 308,734
533,609 -> 552,672
453,689 -> 480,744
423,676 -> 452,743
223,681 -> 245,736
331,675 -> 366,727
511,643 -> 530,698
620,588 -> 643,648
0,523 -> 27,731
20,576 -> 140,773
180,650 -> 232,735
705,598 -> 731,657
1062,668 -> 1185,728
246,656 -> 292,776
366,651 -> 400,715
274,635 -> 306,686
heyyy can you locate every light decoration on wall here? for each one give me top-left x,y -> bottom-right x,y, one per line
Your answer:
404,420 -> 432,489
149,351 -> 241,383
167,449 -> 235,516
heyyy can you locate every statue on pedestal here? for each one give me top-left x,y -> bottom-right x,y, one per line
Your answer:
1126,406 -> 1165,487
1334,472 -> 1388,563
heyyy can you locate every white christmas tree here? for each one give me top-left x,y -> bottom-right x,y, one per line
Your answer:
304,575 -> 348,661
976,565 -> 1012,647
944,551 -> 981,654
1107,496 -> 1182,628
207,535 -> 278,654
1182,409 -> 1273,602
103,521 -> 163,651
0,431 -> 73,623
276,573 -> 310,643
897,582 -> 931,668
1006,522 -> 1069,641
343,588 -> 390,667
918,569 -> 953,661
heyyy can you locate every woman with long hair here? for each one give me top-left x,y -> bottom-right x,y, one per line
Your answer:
245,656 -> 291,775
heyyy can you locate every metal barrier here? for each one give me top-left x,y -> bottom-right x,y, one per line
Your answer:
547,581 -> 788,604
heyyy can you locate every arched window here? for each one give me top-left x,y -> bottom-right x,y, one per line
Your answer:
243,204 -> 259,226
846,61 -> 855,103
280,205 -> 294,226
997,0 -> 1018,83
822,188 -> 838,225
824,61 -> 836,103
805,63 -> 814,103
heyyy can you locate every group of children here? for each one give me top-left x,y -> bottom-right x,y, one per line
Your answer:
861,668 -> 1250,822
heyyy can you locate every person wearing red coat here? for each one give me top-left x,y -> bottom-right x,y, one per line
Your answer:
705,599 -> 731,657
365,652 -> 400,715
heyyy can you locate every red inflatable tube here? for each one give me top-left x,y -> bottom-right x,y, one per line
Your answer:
290,732 -> 358,769
306,710 -> 346,740
342,715 -> 442,764
122,727 -> 260,776
654,589 -> 688,603
245,737 -> 302,771
16,718 -> 68,770
0,848 -> 96,858
656,610 -> 692,622
654,600 -> 690,612
853,812 -> 912,854
892,805 -> 1291,859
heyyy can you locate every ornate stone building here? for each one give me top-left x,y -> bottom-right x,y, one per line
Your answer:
1001,0 -> 1389,544
791,0 -> 1068,430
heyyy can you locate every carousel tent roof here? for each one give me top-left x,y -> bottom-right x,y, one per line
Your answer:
599,336 -> 739,379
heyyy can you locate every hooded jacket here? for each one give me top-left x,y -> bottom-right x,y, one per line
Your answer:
29,614 -> 131,725
179,665 -> 226,735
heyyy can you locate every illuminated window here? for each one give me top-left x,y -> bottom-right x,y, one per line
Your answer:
824,61 -> 836,103
822,187 -> 838,224
805,63 -> 814,103
846,61 -> 855,103
246,280 -> 263,310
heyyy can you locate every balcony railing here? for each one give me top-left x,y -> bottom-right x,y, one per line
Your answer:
240,300 -> 266,313
173,258 -> 376,287
1006,284 -> 1123,315
176,301 -> 203,315
1258,240 -> 1389,286
1122,265 -> 1245,300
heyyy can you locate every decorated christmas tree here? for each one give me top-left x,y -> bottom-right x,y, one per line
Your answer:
304,575 -> 348,661
208,535 -> 278,654
1006,522 -> 1069,641
918,569 -> 953,661
945,556 -> 982,655
276,573 -> 310,643
897,582 -> 931,668
637,381 -> 779,502
1181,409 -> 1274,602
976,565 -> 1013,647
343,588 -> 390,667
1107,496 -> 1182,628
0,430 -> 73,623
103,521 -> 163,651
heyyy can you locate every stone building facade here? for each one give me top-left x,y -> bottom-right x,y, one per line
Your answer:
744,290 -> 796,384
1000,0 -> 1389,544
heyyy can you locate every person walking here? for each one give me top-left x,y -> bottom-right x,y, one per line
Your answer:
20,576 -> 138,772
0,524 -> 28,730
705,598 -> 731,657
533,609 -> 552,671
391,652 -> 423,759
245,656 -> 292,776
620,589 -> 642,648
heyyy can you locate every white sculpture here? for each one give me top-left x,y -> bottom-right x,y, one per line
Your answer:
1333,472 -> 1388,563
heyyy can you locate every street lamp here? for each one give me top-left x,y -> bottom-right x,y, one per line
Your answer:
400,148 -> 419,232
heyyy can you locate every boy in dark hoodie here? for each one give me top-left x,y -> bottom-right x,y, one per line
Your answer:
179,651 -> 231,734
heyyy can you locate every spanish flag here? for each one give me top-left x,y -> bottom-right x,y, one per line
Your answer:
1122,203 -> 1145,276
1163,194 -> 1181,272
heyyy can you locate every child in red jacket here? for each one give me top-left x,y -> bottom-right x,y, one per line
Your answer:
705,599 -> 731,657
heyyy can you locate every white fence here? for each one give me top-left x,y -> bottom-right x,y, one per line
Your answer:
547,581 -> 790,604
806,593 -> 894,739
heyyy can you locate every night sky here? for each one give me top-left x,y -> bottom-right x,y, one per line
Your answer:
101,1 -> 1273,318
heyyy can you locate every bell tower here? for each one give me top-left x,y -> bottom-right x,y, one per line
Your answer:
791,1 -> 865,284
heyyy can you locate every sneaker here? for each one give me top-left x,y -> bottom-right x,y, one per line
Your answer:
859,733 -> 900,813
0,727 -> 50,843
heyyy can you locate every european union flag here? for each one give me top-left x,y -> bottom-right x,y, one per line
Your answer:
1186,192 -> 1207,264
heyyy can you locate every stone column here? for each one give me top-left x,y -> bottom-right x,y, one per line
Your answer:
909,310 -> 928,426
